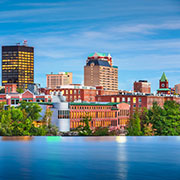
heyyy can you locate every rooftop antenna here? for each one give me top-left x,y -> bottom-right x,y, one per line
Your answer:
23,40 -> 28,46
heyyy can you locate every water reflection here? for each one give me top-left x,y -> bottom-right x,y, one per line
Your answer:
85,136 -> 115,142
46,136 -> 62,142
116,136 -> 127,144
116,137 -> 128,180
1,136 -> 34,141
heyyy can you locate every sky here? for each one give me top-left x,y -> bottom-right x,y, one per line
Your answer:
0,0 -> 180,92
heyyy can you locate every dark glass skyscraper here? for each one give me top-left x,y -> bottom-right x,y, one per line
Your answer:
2,45 -> 34,89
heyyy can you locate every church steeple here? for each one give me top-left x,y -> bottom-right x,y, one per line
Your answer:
160,72 -> 168,82
157,72 -> 170,94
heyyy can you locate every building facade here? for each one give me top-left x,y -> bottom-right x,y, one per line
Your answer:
40,85 -> 119,102
2,44 -> 34,89
84,53 -> 118,91
157,72 -> 170,94
69,102 -> 130,129
134,80 -> 151,94
175,84 -> 180,94
46,72 -> 72,89
96,92 -> 180,114
0,84 -> 51,106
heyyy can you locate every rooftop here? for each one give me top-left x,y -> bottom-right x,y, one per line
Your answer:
88,52 -> 111,57
70,102 -> 120,106
160,72 -> 168,82
87,60 -> 111,67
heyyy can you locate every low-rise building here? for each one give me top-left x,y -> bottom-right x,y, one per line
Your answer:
134,80 -> 151,94
40,85 -> 119,102
175,84 -> 180,94
0,83 -> 52,106
70,102 -> 130,129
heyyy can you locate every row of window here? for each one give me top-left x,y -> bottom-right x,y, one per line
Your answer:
71,120 -> 113,129
11,99 -> 46,104
71,111 -> 117,119
111,97 -> 142,103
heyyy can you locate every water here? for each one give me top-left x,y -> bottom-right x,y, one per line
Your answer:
0,136 -> 180,180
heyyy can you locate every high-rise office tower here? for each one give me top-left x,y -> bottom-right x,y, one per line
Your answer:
84,52 -> 118,91
2,42 -> 34,89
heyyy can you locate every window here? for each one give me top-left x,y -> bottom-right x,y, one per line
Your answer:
133,97 -> 136,103
11,99 -> 15,104
58,110 -> 70,119
111,97 -> 114,102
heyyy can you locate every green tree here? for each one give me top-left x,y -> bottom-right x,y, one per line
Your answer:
93,127 -> 109,136
161,101 -> 180,135
0,88 -> 5,94
148,102 -> 163,135
126,111 -> 142,136
144,123 -> 154,136
77,116 -> 92,136
0,101 -> 57,136
42,108 -> 53,126
16,88 -> 24,93
18,101 -> 42,120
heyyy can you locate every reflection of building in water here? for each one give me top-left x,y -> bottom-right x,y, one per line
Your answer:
2,136 -> 34,141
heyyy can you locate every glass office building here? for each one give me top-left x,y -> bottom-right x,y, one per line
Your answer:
2,45 -> 34,89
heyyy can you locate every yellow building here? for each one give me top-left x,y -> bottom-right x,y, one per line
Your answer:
2,43 -> 34,89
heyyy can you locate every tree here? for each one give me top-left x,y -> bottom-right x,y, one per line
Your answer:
16,88 -> 24,93
148,102 -> 164,135
77,116 -> 92,136
18,101 -> 42,121
161,101 -> 180,135
0,88 -> 5,94
0,101 -> 57,136
93,127 -> 109,136
126,111 -> 142,136
144,123 -> 154,136
42,108 -> 53,126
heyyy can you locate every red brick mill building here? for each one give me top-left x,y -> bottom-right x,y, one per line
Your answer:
70,102 -> 130,129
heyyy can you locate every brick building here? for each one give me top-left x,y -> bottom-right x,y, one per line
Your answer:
70,102 -> 130,129
175,84 -> 180,94
96,92 -> 180,113
0,84 -> 52,106
134,80 -> 151,94
84,53 -> 118,91
40,85 -> 119,102
157,72 -> 170,94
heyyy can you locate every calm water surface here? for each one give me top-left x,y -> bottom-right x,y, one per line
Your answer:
0,136 -> 180,180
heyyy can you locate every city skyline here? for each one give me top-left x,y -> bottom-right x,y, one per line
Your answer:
0,0 -> 180,92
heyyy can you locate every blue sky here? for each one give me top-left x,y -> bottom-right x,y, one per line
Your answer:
0,0 -> 180,92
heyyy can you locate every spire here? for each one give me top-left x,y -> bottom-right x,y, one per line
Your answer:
160,72 -> 168,82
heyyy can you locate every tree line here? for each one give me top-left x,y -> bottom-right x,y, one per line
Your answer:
0,101 -> 58,136
127,101 -> 180,136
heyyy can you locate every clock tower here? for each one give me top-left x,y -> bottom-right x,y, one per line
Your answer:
157,72 -> 170,94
